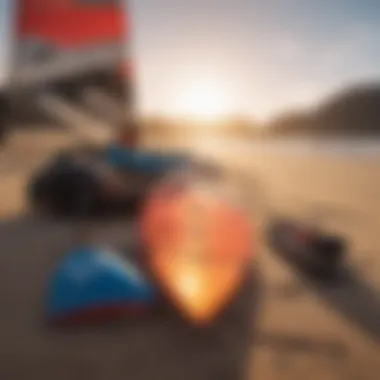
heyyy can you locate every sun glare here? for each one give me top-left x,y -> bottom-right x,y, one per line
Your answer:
173,81 -> 234,121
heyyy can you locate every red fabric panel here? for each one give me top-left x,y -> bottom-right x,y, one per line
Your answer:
16,0 -> 128,48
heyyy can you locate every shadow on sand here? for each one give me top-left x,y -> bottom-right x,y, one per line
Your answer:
302,265 -> 380,343
268,241 -> 380,343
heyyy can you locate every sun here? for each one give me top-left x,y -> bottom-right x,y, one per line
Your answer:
173,81 -> 234,121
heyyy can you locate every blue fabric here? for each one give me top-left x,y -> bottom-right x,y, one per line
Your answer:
105,144 -> 189,174
46,246 -> 155,318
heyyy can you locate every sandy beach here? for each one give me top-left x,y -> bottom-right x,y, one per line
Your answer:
0,129 -> 379,379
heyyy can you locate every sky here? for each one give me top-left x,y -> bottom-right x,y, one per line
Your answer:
0,0 -> 379,121
131,0 -> 380,120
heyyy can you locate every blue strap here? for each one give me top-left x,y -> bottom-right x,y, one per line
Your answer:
106,145 -> 188,174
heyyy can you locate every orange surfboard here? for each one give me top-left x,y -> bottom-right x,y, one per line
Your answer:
140,176 -> 253,324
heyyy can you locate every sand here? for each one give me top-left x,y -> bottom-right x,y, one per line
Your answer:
0,129 -> 379,379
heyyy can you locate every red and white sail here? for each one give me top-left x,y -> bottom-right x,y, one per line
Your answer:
11,0 -> 130,89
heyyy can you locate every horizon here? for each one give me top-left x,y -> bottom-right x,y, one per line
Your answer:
140,78 -> 380,126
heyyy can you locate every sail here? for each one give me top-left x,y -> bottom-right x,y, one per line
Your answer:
11,0 -> 129,89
